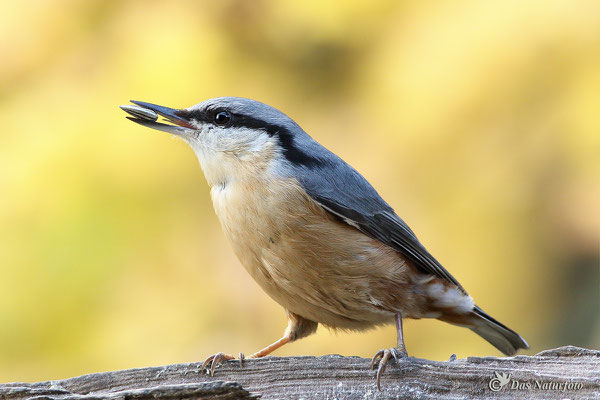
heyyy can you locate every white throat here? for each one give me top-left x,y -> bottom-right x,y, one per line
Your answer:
187,126 -> 280,189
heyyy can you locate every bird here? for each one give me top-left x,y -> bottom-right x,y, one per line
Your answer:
120,97 -> 529,389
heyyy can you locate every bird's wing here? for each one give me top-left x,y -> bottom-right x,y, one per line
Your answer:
295,158 -> 466,293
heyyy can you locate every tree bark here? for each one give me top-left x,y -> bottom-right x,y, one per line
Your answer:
1,346 -> 598,399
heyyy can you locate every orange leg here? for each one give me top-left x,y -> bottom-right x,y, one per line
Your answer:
201,335 -> 292,376
202,311 -> 317,376
247,335 -> 291,359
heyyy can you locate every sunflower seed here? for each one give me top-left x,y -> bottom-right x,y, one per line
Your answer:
119,105 -> 158,121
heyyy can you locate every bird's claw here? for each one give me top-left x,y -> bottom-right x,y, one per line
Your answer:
370,347 -> 407,390
201,352 -> 237,376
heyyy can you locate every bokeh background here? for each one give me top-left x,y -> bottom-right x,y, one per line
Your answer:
0,0 -> 598,383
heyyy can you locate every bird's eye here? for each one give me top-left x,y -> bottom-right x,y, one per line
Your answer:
213,111 -> 232,126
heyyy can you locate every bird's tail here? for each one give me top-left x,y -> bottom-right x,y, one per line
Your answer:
467,305 -> 529,356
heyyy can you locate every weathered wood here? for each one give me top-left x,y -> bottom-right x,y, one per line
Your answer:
1,346 -> 598,399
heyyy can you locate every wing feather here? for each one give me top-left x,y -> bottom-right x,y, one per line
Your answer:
292,155 -> 466,293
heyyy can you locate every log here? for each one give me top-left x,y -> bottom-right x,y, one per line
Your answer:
1,346 -> 598,399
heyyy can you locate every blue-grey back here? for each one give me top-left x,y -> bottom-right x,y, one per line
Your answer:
194,97 -> 463,290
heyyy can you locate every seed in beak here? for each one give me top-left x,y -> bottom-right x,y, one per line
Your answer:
119,105 -> 158,121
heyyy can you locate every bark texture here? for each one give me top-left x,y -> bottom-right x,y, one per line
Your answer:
1,346 -> 598,399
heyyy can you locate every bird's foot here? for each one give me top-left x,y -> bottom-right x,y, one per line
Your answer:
370,347 -> 408,390
201,352 -> 245,376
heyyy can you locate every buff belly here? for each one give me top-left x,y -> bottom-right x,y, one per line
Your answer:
211,176 -> 472,330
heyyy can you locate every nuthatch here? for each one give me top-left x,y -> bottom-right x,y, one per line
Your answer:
120,97 -> 528,389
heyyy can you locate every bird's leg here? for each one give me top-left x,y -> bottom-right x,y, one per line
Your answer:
244,335 -> 291,359
370,312 -> 408,390
202,311 -> 317,376
201,336 -> 291,376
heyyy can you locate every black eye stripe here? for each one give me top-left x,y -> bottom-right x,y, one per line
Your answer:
178,107 -> 324,167
228,114 -> 281,135
184,108 -> 283,134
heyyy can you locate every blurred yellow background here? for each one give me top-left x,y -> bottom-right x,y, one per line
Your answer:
0,0 -> 598,383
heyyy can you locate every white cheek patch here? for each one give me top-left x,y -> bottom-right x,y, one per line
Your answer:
189,125 -> 281,188
193,126 -> 275,157
427,282 -> 474,314
238,130 -> 274,158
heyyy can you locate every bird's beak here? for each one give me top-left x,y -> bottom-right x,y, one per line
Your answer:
119,100 -> 195,136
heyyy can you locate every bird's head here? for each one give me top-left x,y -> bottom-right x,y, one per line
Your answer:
121,97 -> 324,188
